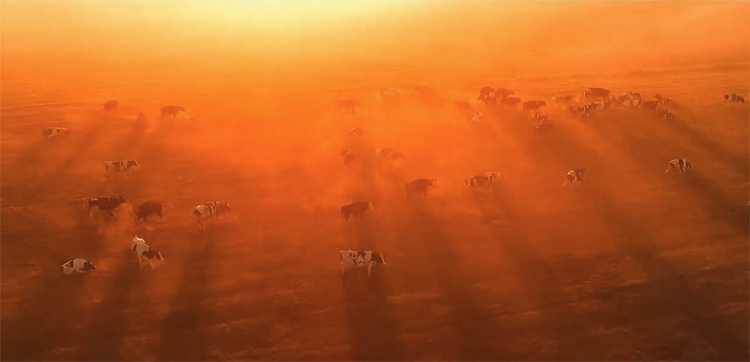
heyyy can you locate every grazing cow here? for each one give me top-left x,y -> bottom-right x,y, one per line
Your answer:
131,236 -> 164,269
335,99 -> 359,114
86,196 -> 126,219
641,101 -> 658,111
562,169 -> 586,186
103,100 -> 119,111
193,201 -> 231,229
136,200 -> 164,222
465,173 -> 498,193
374,148 -> 405,161
62,258 -> 97,275
104,160 -> 139,173
523,100 -> 547,111
341,201 -> 374,222
502,97 -> 522,108
349,125 -> 364,138
583,87 -> 610,100
339,249 -> 386,277
666,158 -> 691,176
42,127 -> 68,138
160,105 -> 186,118
405,178 -> 437,197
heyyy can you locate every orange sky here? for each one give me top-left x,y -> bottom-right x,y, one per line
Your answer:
1,1 -> 748,82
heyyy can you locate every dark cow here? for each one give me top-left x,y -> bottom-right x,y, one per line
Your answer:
495,88 -> 515,99
583,87 -> 610,100
104,160 -> 139,173
160,105 -> 186,117
103,100 -> 119,111
641,101 -> 658,111
136,200 -> 164,222
86,197 -> 127,219
341,201 -> 374,222
478,86 -> 495,101
502,97 -> 522,108
523,100 -> 547,111
336,99 -> 359,114
405,178 -> 437,197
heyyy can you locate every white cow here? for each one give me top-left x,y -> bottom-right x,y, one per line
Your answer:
62,258 -> 97,275
42,127 -> 69,138
131,235 -> 164,269
339,249 -> 386,277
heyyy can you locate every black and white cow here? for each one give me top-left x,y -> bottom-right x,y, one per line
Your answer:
86,196 -> 127,219
562,169 -> 586,186
405,178 -> 437,197
131,236 -> 164,269
161,105 -> 186,118
193,201 -> 232,229
666,158 -> 691,176
375,148 -> 405,161
103,100 -> 119,111
470,111 -> 483,124
136,200 -> 164,222
341,201 -> 374,222
42,127 -> 69,138
465,173 -> 498,193
104,160 -> 139,173
336,99 -> 359,114
62,258 -> 97,275
339,249 -> 386,277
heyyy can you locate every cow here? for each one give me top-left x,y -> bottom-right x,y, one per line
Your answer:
193,201 -> 231,229
341,201 -> 374,222
405,178 -> 437,197
470,111 -> 483,124
583,87 -> 610,100
562,169 -> 586,186
160,105 -> 186,118
342,149 -> 356,168
495,88 -> 515,99
85,196 -> 126,219
103,100 -> 118,111
535,122 -> 554,137
570,104 -> 592,118
465,173 -> 498,193
42,127 -> 68,138
335,99 -> 359,114
477,87 -> 495,102
534,113 -> 549,121
131,236 -> 164,269
641,101 -> 658,111
725,94 -> 744,103
62,258 -> 97,275
523,100 -> 547,111
374,148 -> 405,161
666,158 -> 691,176
339,249 -> 386,277
659,110 -> 675,121
551,95 -> 574,104
502,97 -> 522,108
349,125 -> 364,138
136,200 -> 164,222
104,160 -> 139,174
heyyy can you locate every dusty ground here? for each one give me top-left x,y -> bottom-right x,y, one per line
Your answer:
1,2 -> 749,361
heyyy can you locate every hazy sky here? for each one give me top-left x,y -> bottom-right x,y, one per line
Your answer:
1,1 -> 748,80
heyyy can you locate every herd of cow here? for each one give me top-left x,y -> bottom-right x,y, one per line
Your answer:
53,86 -> 742,276
59,101 -> 231,274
